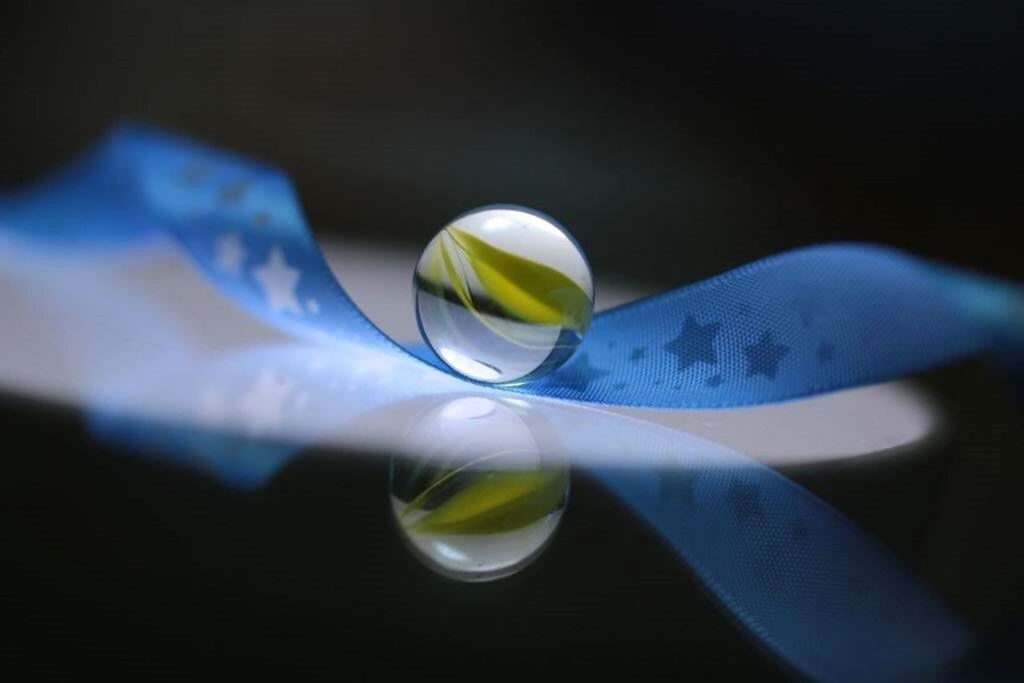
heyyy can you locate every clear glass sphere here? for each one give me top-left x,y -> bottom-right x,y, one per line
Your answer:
389,396 -> 569,582
414,206 -> 594,384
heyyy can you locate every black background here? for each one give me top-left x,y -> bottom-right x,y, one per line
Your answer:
1,1 -> 1021,286
1,1 -> 1023,679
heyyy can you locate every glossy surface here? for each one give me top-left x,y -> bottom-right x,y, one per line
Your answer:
2,233 -> 1015,679
414,206 -> 593,384
389,397 -> 569,581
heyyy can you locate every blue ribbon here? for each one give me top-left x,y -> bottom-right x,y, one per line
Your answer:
3,123 -> 1017,679
1,123 -> 1020,407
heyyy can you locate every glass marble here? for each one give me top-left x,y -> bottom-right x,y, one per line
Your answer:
389,396 -> 569,582
414,205 -> 594,384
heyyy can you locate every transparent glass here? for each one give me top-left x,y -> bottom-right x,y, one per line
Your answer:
389,396 -> 569,582
414,206 -> 594,384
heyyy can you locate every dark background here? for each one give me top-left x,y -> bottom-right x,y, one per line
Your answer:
1,0 -> 1021,287
1,1 -> 1022,679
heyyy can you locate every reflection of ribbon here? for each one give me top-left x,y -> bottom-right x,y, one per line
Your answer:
1,124 -> 1020,407
90,355 -> 974,681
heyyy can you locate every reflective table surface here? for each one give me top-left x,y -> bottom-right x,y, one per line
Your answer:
1,237 -> 1021,679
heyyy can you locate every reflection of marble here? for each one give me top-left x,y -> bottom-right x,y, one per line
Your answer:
389,397 -> 569,582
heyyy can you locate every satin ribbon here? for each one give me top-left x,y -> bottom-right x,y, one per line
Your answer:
3,124 -> 1018,680
2,123 -> 1020,407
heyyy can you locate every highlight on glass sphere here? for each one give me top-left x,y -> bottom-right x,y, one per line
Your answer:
414,205 -> 594,384
389,396 -> 570,582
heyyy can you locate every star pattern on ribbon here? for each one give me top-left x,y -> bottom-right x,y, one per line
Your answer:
219,180 -> 250,204
664,314 -> 721,372
180,163 -> 212,186
726,476 -> 765,523
253,246 -> 302,315
743,331 -> 789,379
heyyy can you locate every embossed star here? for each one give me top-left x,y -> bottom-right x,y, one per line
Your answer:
664,315 -> 721,372
253,246 -> 302,315
743,331 -> 789,379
